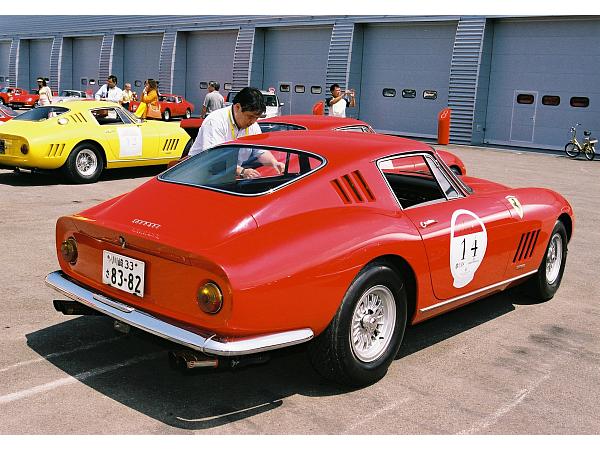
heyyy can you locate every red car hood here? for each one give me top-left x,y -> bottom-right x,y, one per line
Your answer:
77,178 -> 258,253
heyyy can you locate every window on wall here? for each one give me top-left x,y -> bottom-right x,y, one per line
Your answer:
423,90 -> 438,100
80,78 -> 88,86
402,89 -> 416,99
0,77 -> 4,83
570,97 -> 589,108
199,81 -> 208,89
382,88 -> 396,98
89,79 -> 96,85
542,95 -> 560,106
295,85 -> 305,94
224,83 -> 232,91
311,86 -> 322,95
516,94 -> 534,104
134,80 -> 142,87
280,84 -> 291,92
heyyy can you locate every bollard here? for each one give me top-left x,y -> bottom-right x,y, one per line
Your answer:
312,100 -> 324,115
438,108 -> 451,145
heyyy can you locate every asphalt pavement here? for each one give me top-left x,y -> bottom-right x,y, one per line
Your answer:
0,143 -> 598,434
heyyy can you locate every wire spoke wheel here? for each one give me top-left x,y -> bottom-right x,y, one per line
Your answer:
75,149 -> 98,177
545,233 -> 563,285
584,146 -> 596,161
350,285 -> 396,363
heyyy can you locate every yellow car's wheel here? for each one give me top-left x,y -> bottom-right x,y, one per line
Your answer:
62,143 -> 104,184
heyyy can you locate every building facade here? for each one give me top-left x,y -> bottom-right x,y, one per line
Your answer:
1,15 -> 598,150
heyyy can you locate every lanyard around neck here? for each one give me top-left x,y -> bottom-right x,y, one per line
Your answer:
228,108 -> 247,138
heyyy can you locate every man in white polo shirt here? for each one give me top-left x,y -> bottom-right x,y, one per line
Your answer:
94,75 -> 123,103
188,87 -> 284,178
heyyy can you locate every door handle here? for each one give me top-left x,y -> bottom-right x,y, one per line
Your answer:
420,219 -> 438,229
105,129 -> 115,133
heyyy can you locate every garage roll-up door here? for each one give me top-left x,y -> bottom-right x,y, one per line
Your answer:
262,26 -> 331,115
0,41 -> 10,82
183,30 -> 237,109
485,19 -> 600,150
359,22 -> 456,138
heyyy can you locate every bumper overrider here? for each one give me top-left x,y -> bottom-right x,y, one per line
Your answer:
45,270 -> 314,357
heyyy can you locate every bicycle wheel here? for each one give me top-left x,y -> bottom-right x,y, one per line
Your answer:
565,143 -> 580,158
584,145 -> 596,161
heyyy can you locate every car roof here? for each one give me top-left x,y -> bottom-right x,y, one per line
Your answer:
230,130 -> 433,164
260,115 -> 370,130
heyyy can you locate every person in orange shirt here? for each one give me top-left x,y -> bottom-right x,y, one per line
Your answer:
135,79 -> 160,119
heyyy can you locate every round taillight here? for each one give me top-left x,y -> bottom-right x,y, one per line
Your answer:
20,144 -> 28,154
197,282 -> 223,314
60,237 -> 78,264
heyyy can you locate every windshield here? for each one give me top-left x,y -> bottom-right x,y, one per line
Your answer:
0,105 -> 16,116
13,106 -> 69,122
159,145 -> 324,196
0,88 -> 11,93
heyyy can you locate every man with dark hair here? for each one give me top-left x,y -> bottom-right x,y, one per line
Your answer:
326,83 -> 355,117
188,87 -> 283,177
94,74 -> 123,103
201,81 -> 224,118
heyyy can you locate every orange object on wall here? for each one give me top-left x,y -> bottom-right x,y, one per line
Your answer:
312,100 -> 324,115
438,108 -> 451,145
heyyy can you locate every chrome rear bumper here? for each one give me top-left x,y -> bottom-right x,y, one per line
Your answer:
45,270 -> 314,357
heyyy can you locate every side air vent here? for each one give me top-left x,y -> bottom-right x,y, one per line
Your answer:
513,229 -> 541,263
162,139 -> 180,152
69,113 -> 87,123
47,143 -> 66,157
331,170 -> 376,204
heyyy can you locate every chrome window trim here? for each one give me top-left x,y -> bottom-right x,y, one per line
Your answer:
375,151 -> 464,211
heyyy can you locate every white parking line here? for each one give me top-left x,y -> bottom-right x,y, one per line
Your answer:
0,336 -> 124,373
456,373 -> 551,435
0,352 -> 162,405
343,397 -> 411,433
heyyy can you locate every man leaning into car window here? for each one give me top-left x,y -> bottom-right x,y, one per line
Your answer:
188,87 -> 284,178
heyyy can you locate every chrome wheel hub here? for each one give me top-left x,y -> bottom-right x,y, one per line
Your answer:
350,285 -> 396,363
75,149 -> 98,176
546,233 -> 563,284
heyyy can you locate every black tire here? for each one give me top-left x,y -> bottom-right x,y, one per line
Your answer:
308,264 -> 407,387
181,139 -> 193,158
584,146 -> 595,161
523,221 -> 568,301
565,143 -> 580,158
185,108 -> 192,119
163,109 -> 171,121
61,143 -> 104,184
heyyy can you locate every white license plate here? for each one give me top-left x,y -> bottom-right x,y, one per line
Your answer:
102,250 -> 145,297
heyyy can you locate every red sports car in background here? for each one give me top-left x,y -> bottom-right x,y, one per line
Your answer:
130,94 -> 194,121
0,104 -> 17,122
0,87 -> 39,108
47,131 -> 572,387
180,114 -> 468,175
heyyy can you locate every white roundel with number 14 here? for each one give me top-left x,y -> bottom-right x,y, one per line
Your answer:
449,209 -> 488,288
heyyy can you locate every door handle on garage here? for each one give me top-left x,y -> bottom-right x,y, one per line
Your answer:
420,219 -> 438,228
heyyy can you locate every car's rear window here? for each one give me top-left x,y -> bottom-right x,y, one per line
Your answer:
263,95 -> 278,107
12,106 -> 69,122
159,145 -> 325,196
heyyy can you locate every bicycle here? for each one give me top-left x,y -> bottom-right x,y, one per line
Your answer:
565,123 -> 597,161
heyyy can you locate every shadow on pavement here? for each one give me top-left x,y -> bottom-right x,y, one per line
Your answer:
0,165 -> 166,187
27,287 -> 528,430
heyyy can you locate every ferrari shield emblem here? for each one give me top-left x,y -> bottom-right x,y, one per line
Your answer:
506,196 -> 524,219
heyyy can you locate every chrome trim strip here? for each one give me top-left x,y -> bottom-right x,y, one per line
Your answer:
108,156 -> 177,163
419,270 -> 538,313
46,271 -> 314,356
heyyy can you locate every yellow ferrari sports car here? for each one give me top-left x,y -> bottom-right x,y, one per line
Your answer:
0,100 -> 192,183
